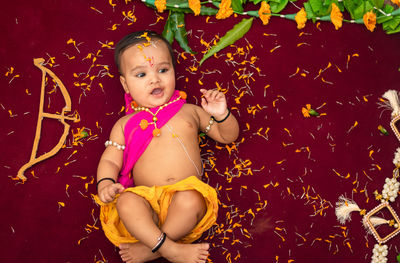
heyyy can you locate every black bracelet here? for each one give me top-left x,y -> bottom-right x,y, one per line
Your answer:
213,109 -> 231,123
151,232 -> 167,253
96,177 -> 116,191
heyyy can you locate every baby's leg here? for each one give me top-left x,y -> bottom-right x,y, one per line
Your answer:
162,190 -> 207,240
157,190 -> 209,262
116,192 -> 161,263
117,190 -> 209,263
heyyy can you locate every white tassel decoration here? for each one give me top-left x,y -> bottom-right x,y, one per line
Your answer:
363,216 -> 388,231
382,90 -> 400,118
335,195 -> 361,224
394,148 -> 400,167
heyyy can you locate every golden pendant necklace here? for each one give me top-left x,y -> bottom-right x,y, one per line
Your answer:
132,96 -> 182,137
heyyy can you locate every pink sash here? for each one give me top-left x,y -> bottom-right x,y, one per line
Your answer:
119,90 -> 185,188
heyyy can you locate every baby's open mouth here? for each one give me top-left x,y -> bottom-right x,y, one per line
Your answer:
151,88 -> 163,95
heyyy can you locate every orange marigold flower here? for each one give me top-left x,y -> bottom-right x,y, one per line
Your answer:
258,1 -> 271,25
392,0 -> 400,7
216,0 -> 233,19
155,0 -> 166,13
330,3 -> 343,30
295,8 -> 307,29
189,0 -> 201,16
363,11 -> 376,32
301,106 -> 310,118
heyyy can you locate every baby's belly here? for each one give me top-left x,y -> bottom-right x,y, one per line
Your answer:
132,153 -> 202,187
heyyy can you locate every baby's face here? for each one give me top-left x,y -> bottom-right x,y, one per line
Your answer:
119,40 -> 175,108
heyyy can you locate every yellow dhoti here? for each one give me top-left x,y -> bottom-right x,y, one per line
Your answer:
94,176 -> 218,247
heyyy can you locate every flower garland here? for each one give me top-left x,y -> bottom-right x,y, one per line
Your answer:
140,0 -> 400,64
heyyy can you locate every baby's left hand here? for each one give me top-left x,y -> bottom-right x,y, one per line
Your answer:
200,89 -> 228,120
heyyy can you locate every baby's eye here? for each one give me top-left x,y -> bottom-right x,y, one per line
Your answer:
136,73 -> 146,78
159,68 -> 168,73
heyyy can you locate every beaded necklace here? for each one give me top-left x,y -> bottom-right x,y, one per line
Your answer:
132,95 -> 182,137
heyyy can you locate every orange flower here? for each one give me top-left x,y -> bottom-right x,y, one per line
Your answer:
302,106 -> 310,118
189,0 -> 201,16
216,0 -> 233,19
155,0 -> 166,13
301,104 -> 319,117
392,0 -> 400,7
363,11 -> 376,32
258,1 -> 271,25
295,8 -> 307,29
330,3 -> 343,30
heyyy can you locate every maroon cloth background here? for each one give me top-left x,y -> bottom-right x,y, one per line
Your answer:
1,0 -> 400,262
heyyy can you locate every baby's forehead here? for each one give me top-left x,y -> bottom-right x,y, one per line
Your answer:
122,40 -> 172,61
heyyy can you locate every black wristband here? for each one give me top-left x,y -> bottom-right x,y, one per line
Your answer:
213,109 -> 231,123
96,177 -> 116,191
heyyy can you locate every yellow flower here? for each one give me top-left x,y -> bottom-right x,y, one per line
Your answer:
295,8 -> 307,29
363,11 -> 376,32
189,0 -> 201,16
155,0 -> 166,13
301,105 -> 311,118
216,0 -> 233,19
392,0 -> 400,7
330,3 -> 343,30
258,1 -> 271,25
301,104 -> 319,117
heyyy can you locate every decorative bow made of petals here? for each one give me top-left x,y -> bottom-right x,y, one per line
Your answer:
17,58 -> 79,181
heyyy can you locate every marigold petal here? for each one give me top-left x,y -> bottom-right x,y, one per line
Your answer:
330,3 -> 343,30
155,0 -> 166,13
258,1 -> 271,25
363,11 -> 376,32
216,0 -> 233,19
295,8 -> 307,29
188,0 -> 201,16
391,0 -> 400,7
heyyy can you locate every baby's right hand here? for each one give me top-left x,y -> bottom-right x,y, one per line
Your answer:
98,183 -> 125,203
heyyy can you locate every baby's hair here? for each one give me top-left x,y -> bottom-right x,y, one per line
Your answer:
114,30 -> 176,74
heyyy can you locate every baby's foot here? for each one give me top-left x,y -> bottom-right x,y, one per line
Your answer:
119,242 -> 160,263
160,241 -> 209,263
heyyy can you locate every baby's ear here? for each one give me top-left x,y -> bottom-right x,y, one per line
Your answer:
120,75 -> 129,93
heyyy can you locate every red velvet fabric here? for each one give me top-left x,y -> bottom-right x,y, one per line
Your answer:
1,0 -> 400,262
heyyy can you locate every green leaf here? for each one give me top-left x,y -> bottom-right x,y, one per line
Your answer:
304,2 -> 316,22
170,12 -> 195,53
249,0 -> 263,4
369,0 -> 384,9
377,15 -> 393,24
270,0 -> 289,13
383,15 -> 400,30
397,253 -> 400,263
353,2 -> 365,19
343,0 -> 356,19
162,12 -> 175,44
199,17 -> 254,66
199,6 -> 219,15
309,0 -> 323,13
231,0 -> 244,12
384,3 -> 395,14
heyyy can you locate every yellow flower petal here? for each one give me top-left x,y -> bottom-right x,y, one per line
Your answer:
392,0 -> 400,7
363,11 -> 376,32
295,8 -> 307,29
258,1 -> 271,26
188,0 -> 201,16
216,0 -> 233,19
302,107 -> 310,118
330,3 -> 343,30
155,0 -> 166,13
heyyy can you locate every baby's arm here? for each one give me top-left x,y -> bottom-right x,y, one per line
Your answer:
197,89 -> 239,144
97,118 -> 126,203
